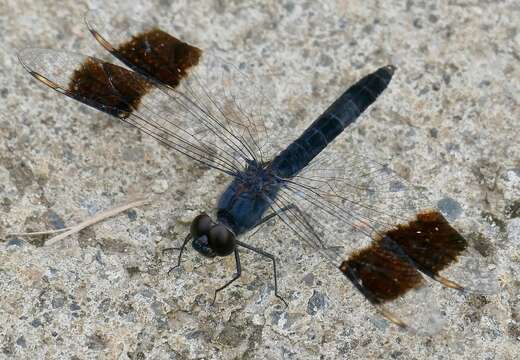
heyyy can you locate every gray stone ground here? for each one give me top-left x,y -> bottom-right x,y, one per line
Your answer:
0,0 -> 519,359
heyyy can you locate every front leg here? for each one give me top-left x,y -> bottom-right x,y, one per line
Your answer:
163,233 -> 191,274
212,248 -> 242,305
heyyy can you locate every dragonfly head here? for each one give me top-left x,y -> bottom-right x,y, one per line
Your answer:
190,213 -> 236,258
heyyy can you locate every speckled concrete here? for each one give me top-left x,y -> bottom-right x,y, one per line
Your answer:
1,0 -> 519,359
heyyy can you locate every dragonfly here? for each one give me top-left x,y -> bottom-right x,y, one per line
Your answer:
18,11 -> 497,333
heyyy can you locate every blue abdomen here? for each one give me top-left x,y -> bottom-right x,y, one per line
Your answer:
271,65 -> 395,179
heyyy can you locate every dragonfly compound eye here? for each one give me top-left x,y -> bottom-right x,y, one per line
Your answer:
208,224 -> 236,256
190,213 -> 212,238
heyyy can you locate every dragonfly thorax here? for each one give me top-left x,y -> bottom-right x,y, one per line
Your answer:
216,161 -> 281,235
238,160 -> 278,193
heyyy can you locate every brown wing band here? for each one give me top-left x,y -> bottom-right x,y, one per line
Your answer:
70,28 -> 202,117
68,58 -> 152,118
97,28 -> 202,89
340,211 -> 468,303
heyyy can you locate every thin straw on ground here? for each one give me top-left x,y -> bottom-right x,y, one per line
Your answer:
8,197 -> 153,246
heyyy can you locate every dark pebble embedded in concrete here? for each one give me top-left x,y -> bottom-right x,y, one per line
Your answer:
86,333 -> 108,350
390,180 -> 406,192
302,273 -> 315,286
437,197 -> 463,220
428,14 -> 439,23
127,209 -> 137,221
16,336 -> 26,348
52,296 -> 66,309
271,310 -> 285,325
98,298 -> 111,312
30,319 -> 42,327
283,2 -> 295,12
307,290 -> 326,315
319,54 -> 333,67
6,238 -> 25,247
46,210 -> 65,229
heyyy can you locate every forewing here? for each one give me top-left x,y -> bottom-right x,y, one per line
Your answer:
84,10 -> 275,165
19,48 -> 235,174
19,39 -> 281,175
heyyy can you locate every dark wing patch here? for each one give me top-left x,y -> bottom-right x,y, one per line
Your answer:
340,238 -> 424,303
18,49 -> 152,119
91,27 -> 201,88
340,210 -> 467,304
69,58 -> 152,118
386,211 -> 468,275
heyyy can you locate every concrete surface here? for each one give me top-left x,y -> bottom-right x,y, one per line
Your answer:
0,0 -> 519,359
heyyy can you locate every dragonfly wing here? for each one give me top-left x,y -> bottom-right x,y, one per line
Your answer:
272,146 -> 498,332
18,48 -> 241,174
84,10 -> 275,165
18,39 -> 280,175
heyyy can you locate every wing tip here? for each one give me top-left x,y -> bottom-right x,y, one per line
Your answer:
17,47 -> 63,67
17,48 -> 48,82
378,307 -> 408,328
17,48 -> 32,72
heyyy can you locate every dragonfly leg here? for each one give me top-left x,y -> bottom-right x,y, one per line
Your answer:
236,240 -> 288,307
212,248 -> 242,305
163,233 -> 191,274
